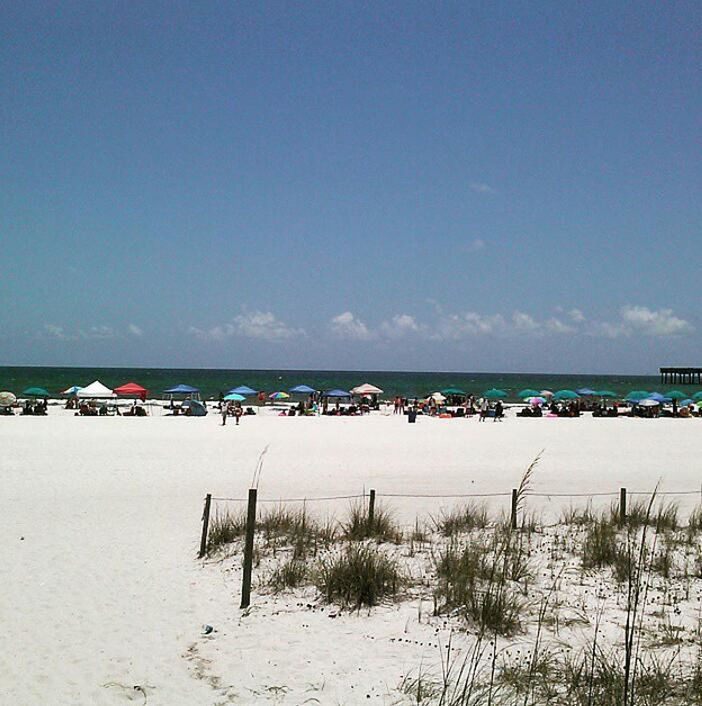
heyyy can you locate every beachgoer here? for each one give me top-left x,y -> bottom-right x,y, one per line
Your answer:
234,403 -> 243,425
479,398 -> 488,422
494,400 -> 503,422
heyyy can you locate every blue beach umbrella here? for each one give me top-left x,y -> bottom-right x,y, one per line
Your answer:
648,392 -> 668,403
228,385 -> 257,396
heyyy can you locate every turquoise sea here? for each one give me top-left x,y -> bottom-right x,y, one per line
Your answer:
0,366 -> 686,400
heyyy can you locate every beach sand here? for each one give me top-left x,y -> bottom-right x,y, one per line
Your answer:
2,409 -> 702,704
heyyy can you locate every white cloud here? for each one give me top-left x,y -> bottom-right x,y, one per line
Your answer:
588,305 -> 693,339
379,314 -> 422,339
545,317 -> 576,334
128,323 -> 143,337
234,310 -> 304,340
620,305 -> 692,337
43,324 -> 72,340
79,325 -> 116,340
190,310 -> 304,341
330,311 -> 373,340
512,311 -> 540,333
434,312 -> 507,340
569,308 -> 585,323
469,182 -> 496,194
465,238 -> 486,253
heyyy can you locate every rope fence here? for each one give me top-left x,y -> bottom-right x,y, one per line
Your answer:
198,484 -> 702,608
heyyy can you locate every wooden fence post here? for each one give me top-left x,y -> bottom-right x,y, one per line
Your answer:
511,488 -> 518,530
619,487 -> 627,528
198,493 -> 212,558
240,488 -> 258,609
368,489 -> 376,528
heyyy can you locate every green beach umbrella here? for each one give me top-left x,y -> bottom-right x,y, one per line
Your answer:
483,388 -> 507,399
693,392 -> 702,401
441,387 -> 467,396
665,390 -> 688,400
553,389 -> 579,400
517,388 -> 540,398
626,390 -> 649,402
22,387 -> 49,397
596,390 -> 617,398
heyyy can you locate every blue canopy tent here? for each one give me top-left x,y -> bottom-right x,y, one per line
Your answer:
289,384 -> 316,394
228,385 -> 258,396
164,384 -> 201,407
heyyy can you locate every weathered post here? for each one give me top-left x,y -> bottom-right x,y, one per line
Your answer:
619,488 -> 627,528
368,489 -> 376,529
198,493 -> 212,558
511,488 -> 518,530
240,488 -> 258,609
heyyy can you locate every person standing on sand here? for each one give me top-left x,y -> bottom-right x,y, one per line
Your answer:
234,403 -> 243,425
493,400 -> 503,422
479,397 -> 488,422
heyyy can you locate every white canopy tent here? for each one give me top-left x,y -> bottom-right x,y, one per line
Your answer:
351,383 -> 384,396
76,380 -> 116,399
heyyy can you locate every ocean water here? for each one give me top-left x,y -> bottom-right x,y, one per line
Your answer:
0,366 -> 684,400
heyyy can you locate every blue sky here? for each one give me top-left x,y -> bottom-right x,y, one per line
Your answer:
2,1 -> 700,373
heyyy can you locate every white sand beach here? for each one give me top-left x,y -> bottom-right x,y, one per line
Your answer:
3,410 -> 702,704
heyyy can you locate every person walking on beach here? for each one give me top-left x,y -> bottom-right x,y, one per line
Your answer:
234,403 -> 243,426
479,397 -> 488,422
493,400 -> 503,422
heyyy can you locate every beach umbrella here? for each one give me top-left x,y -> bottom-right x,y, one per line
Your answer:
352,383 -> 384,395
322,389 -> 352,398
429,392 -> 447,402
625,390 -> 649,402
596,390 -> 617,398
639,398 -> 660,407
648,392 -> 668,403
269,391 -> 290,400
62,385 -> 83,395
576,388 -> 597,396
665,390 -> 688,400
164,384 -> 200,394
517,389 -> 540,399
692,392 -> 702,401
228,385 -> 257,396
223,393 -> 246,402
553,390 -> 579,400
441,387 -> 467,396
22,386 -> 50,397
681,399 -> 694,406
484,388 -> 507,399
540,390 -> 554,398
0,391 -> 16,407
527,396 -> 546,406
289,384 -> 316,394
